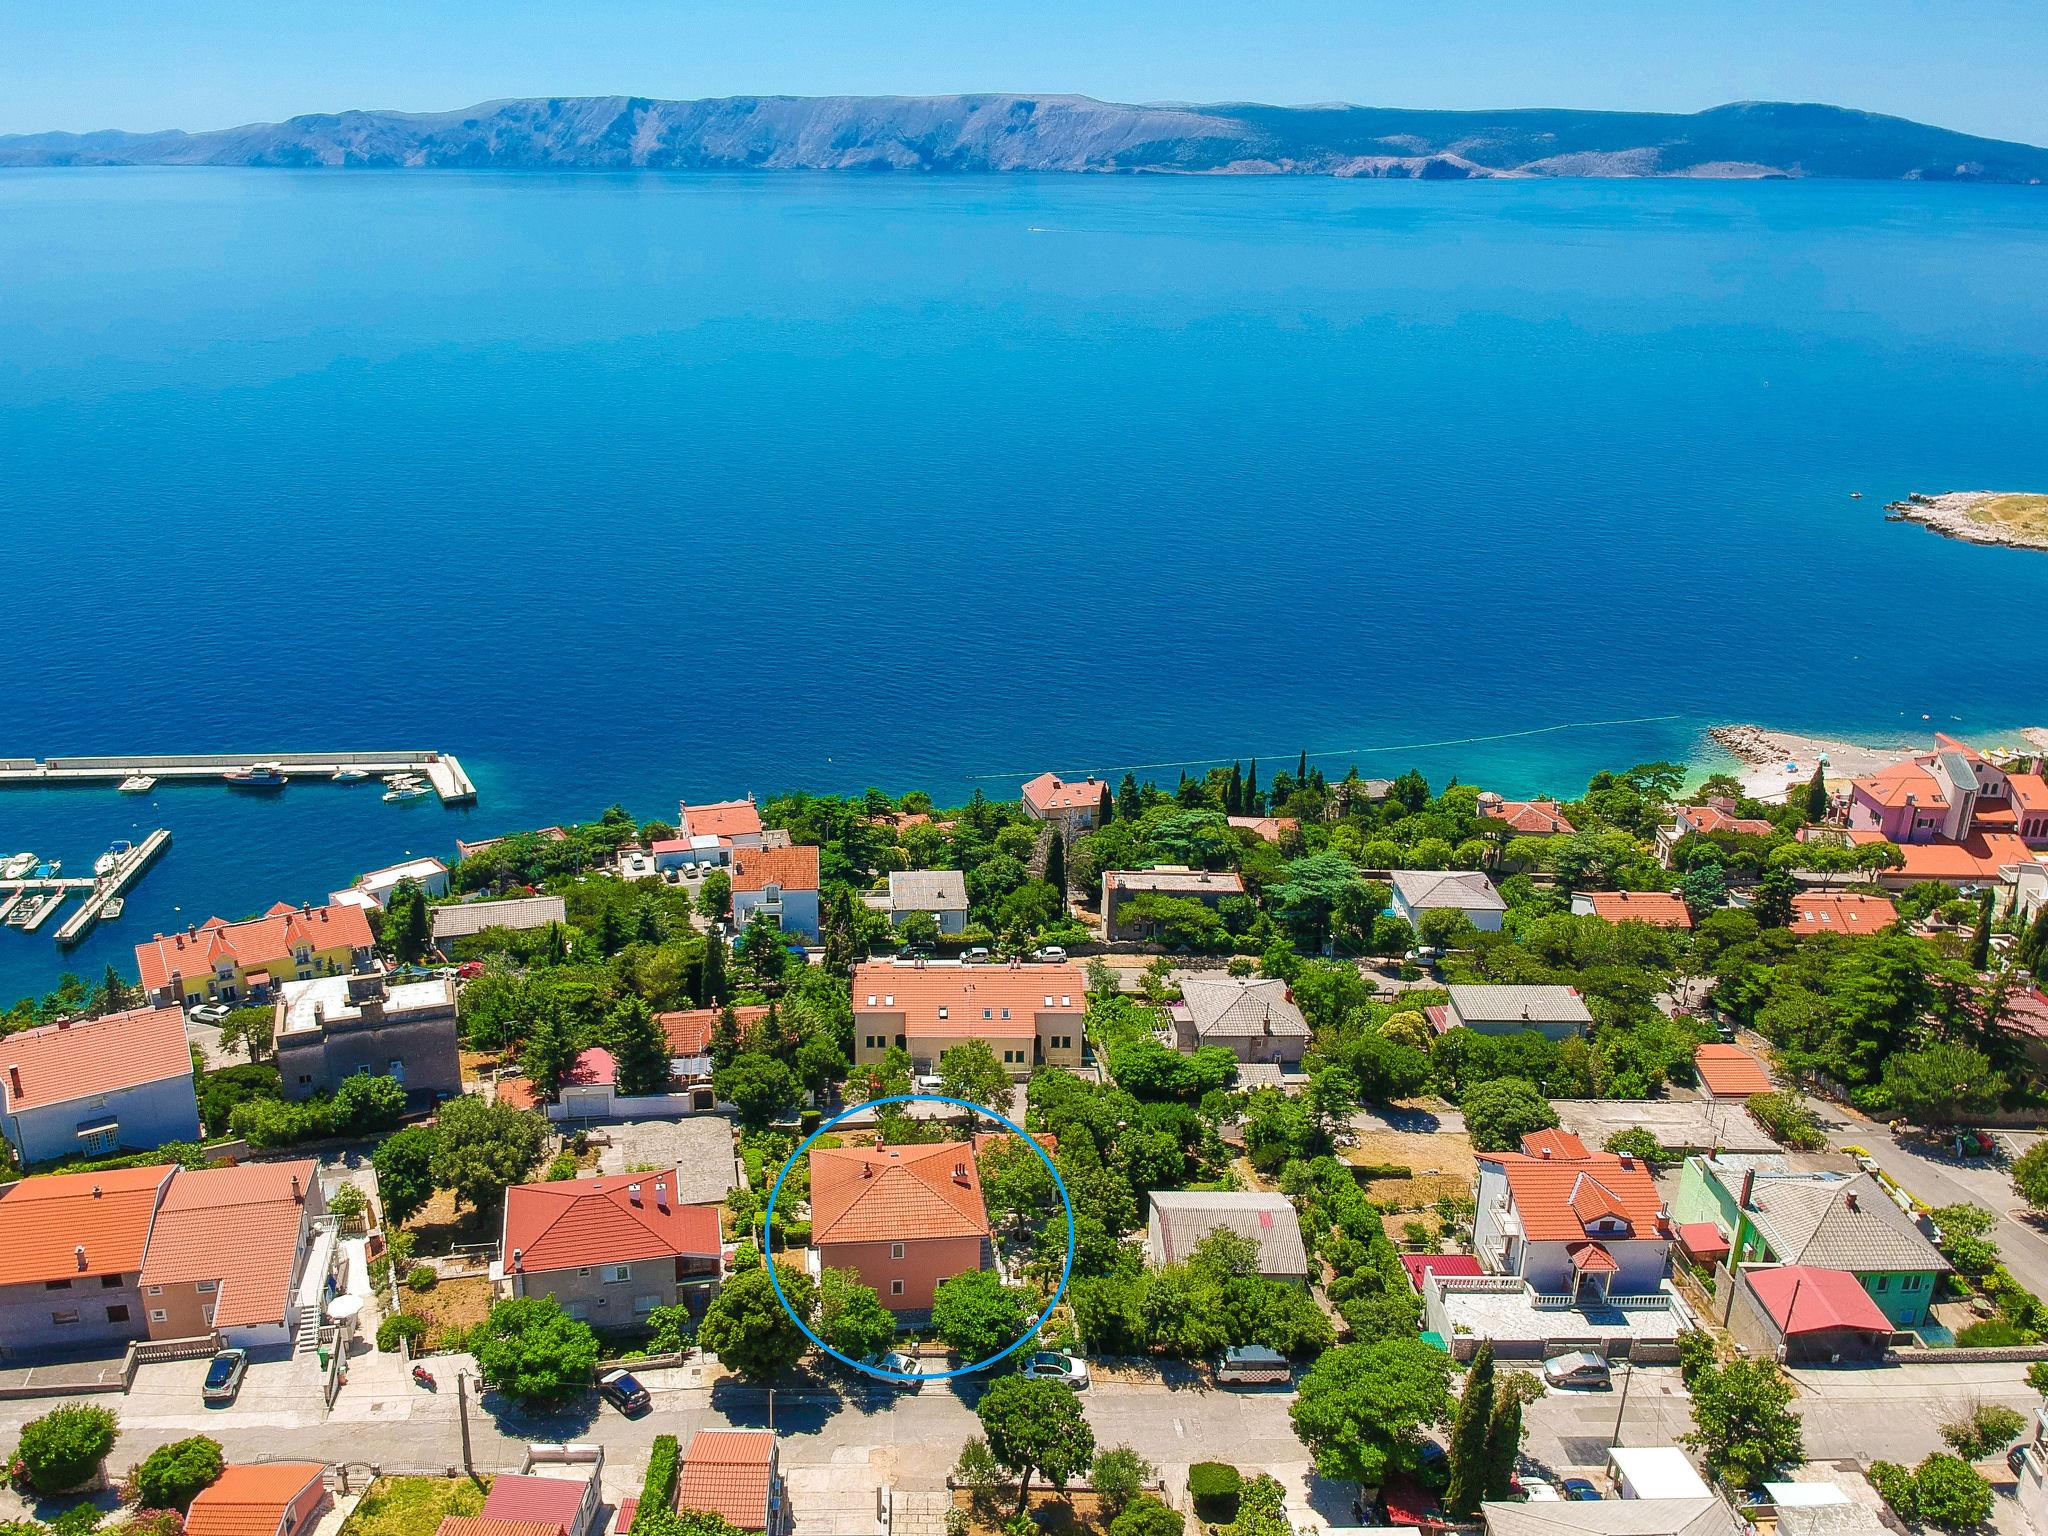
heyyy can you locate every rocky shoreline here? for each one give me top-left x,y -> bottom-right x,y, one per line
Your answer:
1885,490 -> 2048,552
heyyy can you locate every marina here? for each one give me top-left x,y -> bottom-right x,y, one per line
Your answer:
0,827 -> 174,948
0,750 -> 476,804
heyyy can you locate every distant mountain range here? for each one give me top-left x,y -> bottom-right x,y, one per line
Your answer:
4,95 -> 2045,181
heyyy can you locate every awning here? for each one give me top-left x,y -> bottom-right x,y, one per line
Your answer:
1677,1222 -> 1731,1261
1567,1241 -> 1620,1274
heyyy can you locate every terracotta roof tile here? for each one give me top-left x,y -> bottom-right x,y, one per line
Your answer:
480,1476 -> 588,1531
1489,1152 -> 1666,1243
851,961 -> 1085,1040
1567,1241 -> 1620,1273
140,1161 -> 315,1327
1675,805 -> 1775,838
135,903 -> 374,993
659,1005 -> 768,1057
0,1164 -> 173,1284
730,845 -> 819,894
1694,1044 -> 1773,1099
678,1430 -> 776,1531
1788,893 -> 1898,935
679,800 -> 765,840
1519,1129 -> 1591,1161
1579,891 -> 1693,929
1482,800 -> 1576,836
502,1174 -> 720,1274
1021,774 -> 1110,814
0,1003 -> 193,1112
810,1142 -> 989,1244
439,1520 -> 568,1536
184,1464 -> 326,1536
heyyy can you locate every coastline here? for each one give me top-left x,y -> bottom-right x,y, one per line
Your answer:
1704,721 -> 2048,802
1885,491 -> 2048,553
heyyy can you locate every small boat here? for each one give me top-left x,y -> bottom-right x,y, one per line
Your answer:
332,767 -> 371,783
36,860 -> 61,879
102,897 -> 124,919
93,840 -> 134,878
383,781 -> 432,804
225,762 -> 290,788
3,852 -> 36,880
382,771 -> 424,786
93,852 -> 116,878
118,774 -> 157,794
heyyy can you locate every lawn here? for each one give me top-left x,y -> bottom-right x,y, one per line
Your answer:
339,1477 -> 491,1536
400,1275 -> 495,1350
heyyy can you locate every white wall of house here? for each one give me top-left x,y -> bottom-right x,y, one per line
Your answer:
1517,1237 -> 1670,1296
733,886 -> 821,942
2,1074 -> 202,1166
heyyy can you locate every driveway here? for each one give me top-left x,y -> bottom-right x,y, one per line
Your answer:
593,1115 -> 740,1202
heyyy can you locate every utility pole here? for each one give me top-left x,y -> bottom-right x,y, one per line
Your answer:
457,1371 -> 475,1475
1609,1359 -> 1634,1448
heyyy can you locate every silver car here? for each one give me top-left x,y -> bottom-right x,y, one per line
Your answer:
1018,1351 -> 1089,1389
861,1350 -> 924,1389
1542,1350 -> 1611,1389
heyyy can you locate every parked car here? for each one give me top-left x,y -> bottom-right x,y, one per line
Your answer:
1017,1350 -> 1089,1389
1561,1479 -> 1602,1502
1216,1345 -> 1293,1386
2010,1445 -> 2031,1478
201,1348 -> 249,1404
188,1003 -> 231,1026
1542,1351 -> 1612,1389
597,1369 -> 650,1415
962,947 -> 991,963
1033,946 -> 1068,963
861,1350 -> 925,1388
1523,1479 -> 1563,1503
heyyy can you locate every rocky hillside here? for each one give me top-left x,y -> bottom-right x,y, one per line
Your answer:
4,95 -> 2044,181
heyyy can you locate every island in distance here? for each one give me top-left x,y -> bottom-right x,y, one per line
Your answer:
4,94 -> 2046,181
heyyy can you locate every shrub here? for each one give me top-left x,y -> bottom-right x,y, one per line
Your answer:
1872,1454 -> 1994,1531
544,1151 -> 579,1182
1744,1092 -> 1827,1152
407,1265 -> 439,1292
129,1435 -> 223,1511
12,1404 -> 119,1494
110,1515 -> 182,1536
1090,1447 -> 1154,1518
2028,1360 -> 2048,1394
944,1511 -> 970,1536
1002,1518 -> 1034,1536
1955,1319 -> 2028,1348
1187,1463 -> 1241,1520
635,1435 -> 678,1531
1941,1402 -> 2027,1459
1109,1498 -> 1185,1536
375,1313 -> 429,1353
953,1437 -> 1002,1490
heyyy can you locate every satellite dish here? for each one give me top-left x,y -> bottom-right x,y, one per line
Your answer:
326,1295 -> 365,1323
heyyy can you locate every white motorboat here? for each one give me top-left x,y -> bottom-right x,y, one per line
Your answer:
383,781 -> 432,803
118,774 -> 157,794
102,897 -> 125,919
225,762 -> 290,789
2,853 -> 36,880
333,767 -> 371,783
93,840 -> 134,879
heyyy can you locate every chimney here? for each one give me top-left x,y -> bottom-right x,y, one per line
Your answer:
628,1182 -> 643,1205
953,1160 -> 970,1184
56,1018 -> 70,1030
92,1185 -> 102,1199
860,1162 -> 874,1179
1844,1190 -> 1859,1213
511,1248 -> 523,1271
1619,1155 -> 1635,1170
655,1180 -> 668,1211
6,1065 -> 19,1098
290,1174 -> 303,1204
75,1244 -> 87,1271
1739,1167 -> 1756,1210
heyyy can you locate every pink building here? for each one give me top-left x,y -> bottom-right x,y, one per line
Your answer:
810,1142 -> 989,1313
1845,733 -> 2025,844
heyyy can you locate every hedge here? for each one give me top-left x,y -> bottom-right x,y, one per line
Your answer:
635,1435 -> 679,1529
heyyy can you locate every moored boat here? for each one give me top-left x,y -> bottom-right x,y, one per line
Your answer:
383,780 -> 432,803
3,853 -> 36,880
333,767 -> 371,783
225,762 -> 290,788
119,774 -> 157,793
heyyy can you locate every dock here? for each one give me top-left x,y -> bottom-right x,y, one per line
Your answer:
54,829 -> 172,947
0,752 -> 477,805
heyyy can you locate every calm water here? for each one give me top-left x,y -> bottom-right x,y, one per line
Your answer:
3,169 -> 2046,1003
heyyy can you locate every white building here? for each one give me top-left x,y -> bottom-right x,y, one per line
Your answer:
1388,869 -> 1506,932
0,1005 -> 201,1165
331,856 -> 449,913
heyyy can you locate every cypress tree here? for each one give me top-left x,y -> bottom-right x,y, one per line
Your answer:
1445,1340 -> 1497,1516
1969,891 -> 1994,971
700,934 -> 729,1006
1482,1389 -> 1523,1500
596,904 -> 625,957
1045,831 -> 1067,897
1804,763 -> 1829,823
608,997 -> 671,1096
1118,773 -> 1141,823
1227,763 -> 1244,816
1755,865 -> 1797,930
1297,750 -> 1308,781
710,1002 -> 743,1068
98,964 -> 129,1015
1245,759 -> 1260,813
635,902 -> 661,945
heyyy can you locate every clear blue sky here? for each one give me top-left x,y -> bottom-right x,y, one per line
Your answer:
3,0 -> 2044,145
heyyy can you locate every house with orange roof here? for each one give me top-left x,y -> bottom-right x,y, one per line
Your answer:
1227,815 -> 1300,845
1473,1142 -> 1671,1301
659,1005 -> 769,1111
851,960 -> 1085,1077
0,1164 -> 173,1355
1656,800 -> 1777,866
1845,734 -> 2023,846
676,1429 -> 786,1534
1569,891 -> 1693,929
655,798 -> 770,872
810,1141 -> 990,1312
1788,891 -> 1898,936
1815,824 -> 2042,889
140,1160 -> 334,1348
730,845 -> 821,942
496,1172 -> 723,1323
185,1464 -> 330,1536
1477,794 -> 1576,838
1020,773 -> 1112,841
0,1003 -> 200,1165
135,901 -> 377,1008
1694,1044 -> 1773,1100
478,1461 -> 605,1536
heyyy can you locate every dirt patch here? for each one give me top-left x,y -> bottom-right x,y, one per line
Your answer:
459,1049 -> 504,1085
1342,1125 -> 1475,1211
954,1489 -> 1113,1536
401,1187 -> 499,1256
400,1275 -> 494,1351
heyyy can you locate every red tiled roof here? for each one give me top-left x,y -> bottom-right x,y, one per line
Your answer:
730,844 -> 820,894
480,1476 -> 588,1532
1676,1222 -> 1730,1262
0,1003 -> 193,1112
1567,1241 -> 1620,1274
0,1165 -> 173,1285
679,800 -> 764,840
678,1430 -> 776,1531
439,1521 -> 567,1536
1520,1129 -> 1592,1161
851,961 -> 1085,1039
135,902 -> 374,993
140,1161 -> 315,1327
811,1142 -> 989,1244
1490,1152 -> 1666,1243
1856,759 -> 1946,810
564,1047 -> 616,1088
1580,891 -> 1693,929
502,1174 -> 721,1275
1676,805 -> 1775,839
1021,773 -> 1110,813
1695,1044 -> 1773,1099
1227,816 -> 1299,843
1789,893 -> 1899,935
659,1005 -> 769,1056
1482,800 -> 1576,836
2011,774 -> 2048,814
1891,831 -> 2039,882
184,1464 -> 325,1536
1748,1264 -> 1892,1335
1400,1253 -> 1483,1292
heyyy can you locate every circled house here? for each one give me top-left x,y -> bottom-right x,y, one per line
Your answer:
808,1142 -> 991,1314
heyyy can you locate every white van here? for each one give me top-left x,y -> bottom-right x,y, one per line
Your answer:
1216,1346 -> 1292,1386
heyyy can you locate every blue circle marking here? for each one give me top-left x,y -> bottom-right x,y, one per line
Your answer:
762,1092 -> 1075,1383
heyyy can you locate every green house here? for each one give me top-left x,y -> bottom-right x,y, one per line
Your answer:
1673,1155 -> 1947,1330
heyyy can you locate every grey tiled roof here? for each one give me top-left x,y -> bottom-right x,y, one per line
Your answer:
430,895 -> 568,940
1481,1499 -> 1744,1536
1745,1172 -> 1947,1273
1174,976 -> 1310,1042
1149,1191 -> 1308,1278
1390,869 -> 1506,913
1448,985 -> 1594,1026
887,870 -> 969,912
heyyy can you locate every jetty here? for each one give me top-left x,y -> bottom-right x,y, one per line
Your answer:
0,751 -> 477,805
53,829 -> 173,947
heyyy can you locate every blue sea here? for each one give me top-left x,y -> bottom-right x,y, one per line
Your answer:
2,169 -> 2046,1004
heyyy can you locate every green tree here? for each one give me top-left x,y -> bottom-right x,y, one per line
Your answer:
98,964 -> 131,1015
131,1436 -> 224,1511
2013,1140 -> 2048,1212
217,1005 -> 275,1062
637,1511 -> 754,1536
1685,1358 -> 1804,1487
1271,854 -> 1366,949
430,1094 -> 547,1214
381,879 -> 433,964
976,1376 -> 1097,1514
1290,1338 -> 1453,1485
608,996 -> 672,1096
699,1262 -> 817,1380
1045,832 -> 1068,897
817,1268 -> 898,1363
1871,1454 -> 1994,1532
1444,1341 -> 1496,1517
939,1040 -> 1013,1110
13,1403 -> 120,1494
700,934 -> 729,1005
1968,891 -> 1993,971
1754,866 -> 1797,930
1483,1389 -> 1523,1501
713,1053 -> 801,1130
1803,764 -> 1829,823
932,1269 -> 1032,1363
1881,1043 -> 2005,1126
520,1005 -> 581,1101
1460,1076 -> 1560,1153
1110,1500 -> 1184,1536
1089,1448 -> 1155,1519
332,1071 -> 408,1132
372,1123 -> 440,1226
472,1295 -> 601,1405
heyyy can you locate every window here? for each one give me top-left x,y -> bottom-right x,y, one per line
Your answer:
577,1266 -> 591,1277
106,1305 -> 130,1324
147,1285 -> 162,1297
150,1309 -> 168,1324
52,1309 -> 80,1326
298,1075 -> 312,1085
101,1274 -> 123,1288
44,1279 -> 72,1291
982,1008 -> 992,1020
606,1264 -> 632,1283
891,1280 -> 905,1297
196,1280 -> 217,1293
1044,996 -> 1054,1007
1000,1008 -> 1010,1020
1875,1275 -> 1890,1291
1060,996 -> 1071,1008
891,1243 -> 905,1260
938,1007 -> 949,1020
